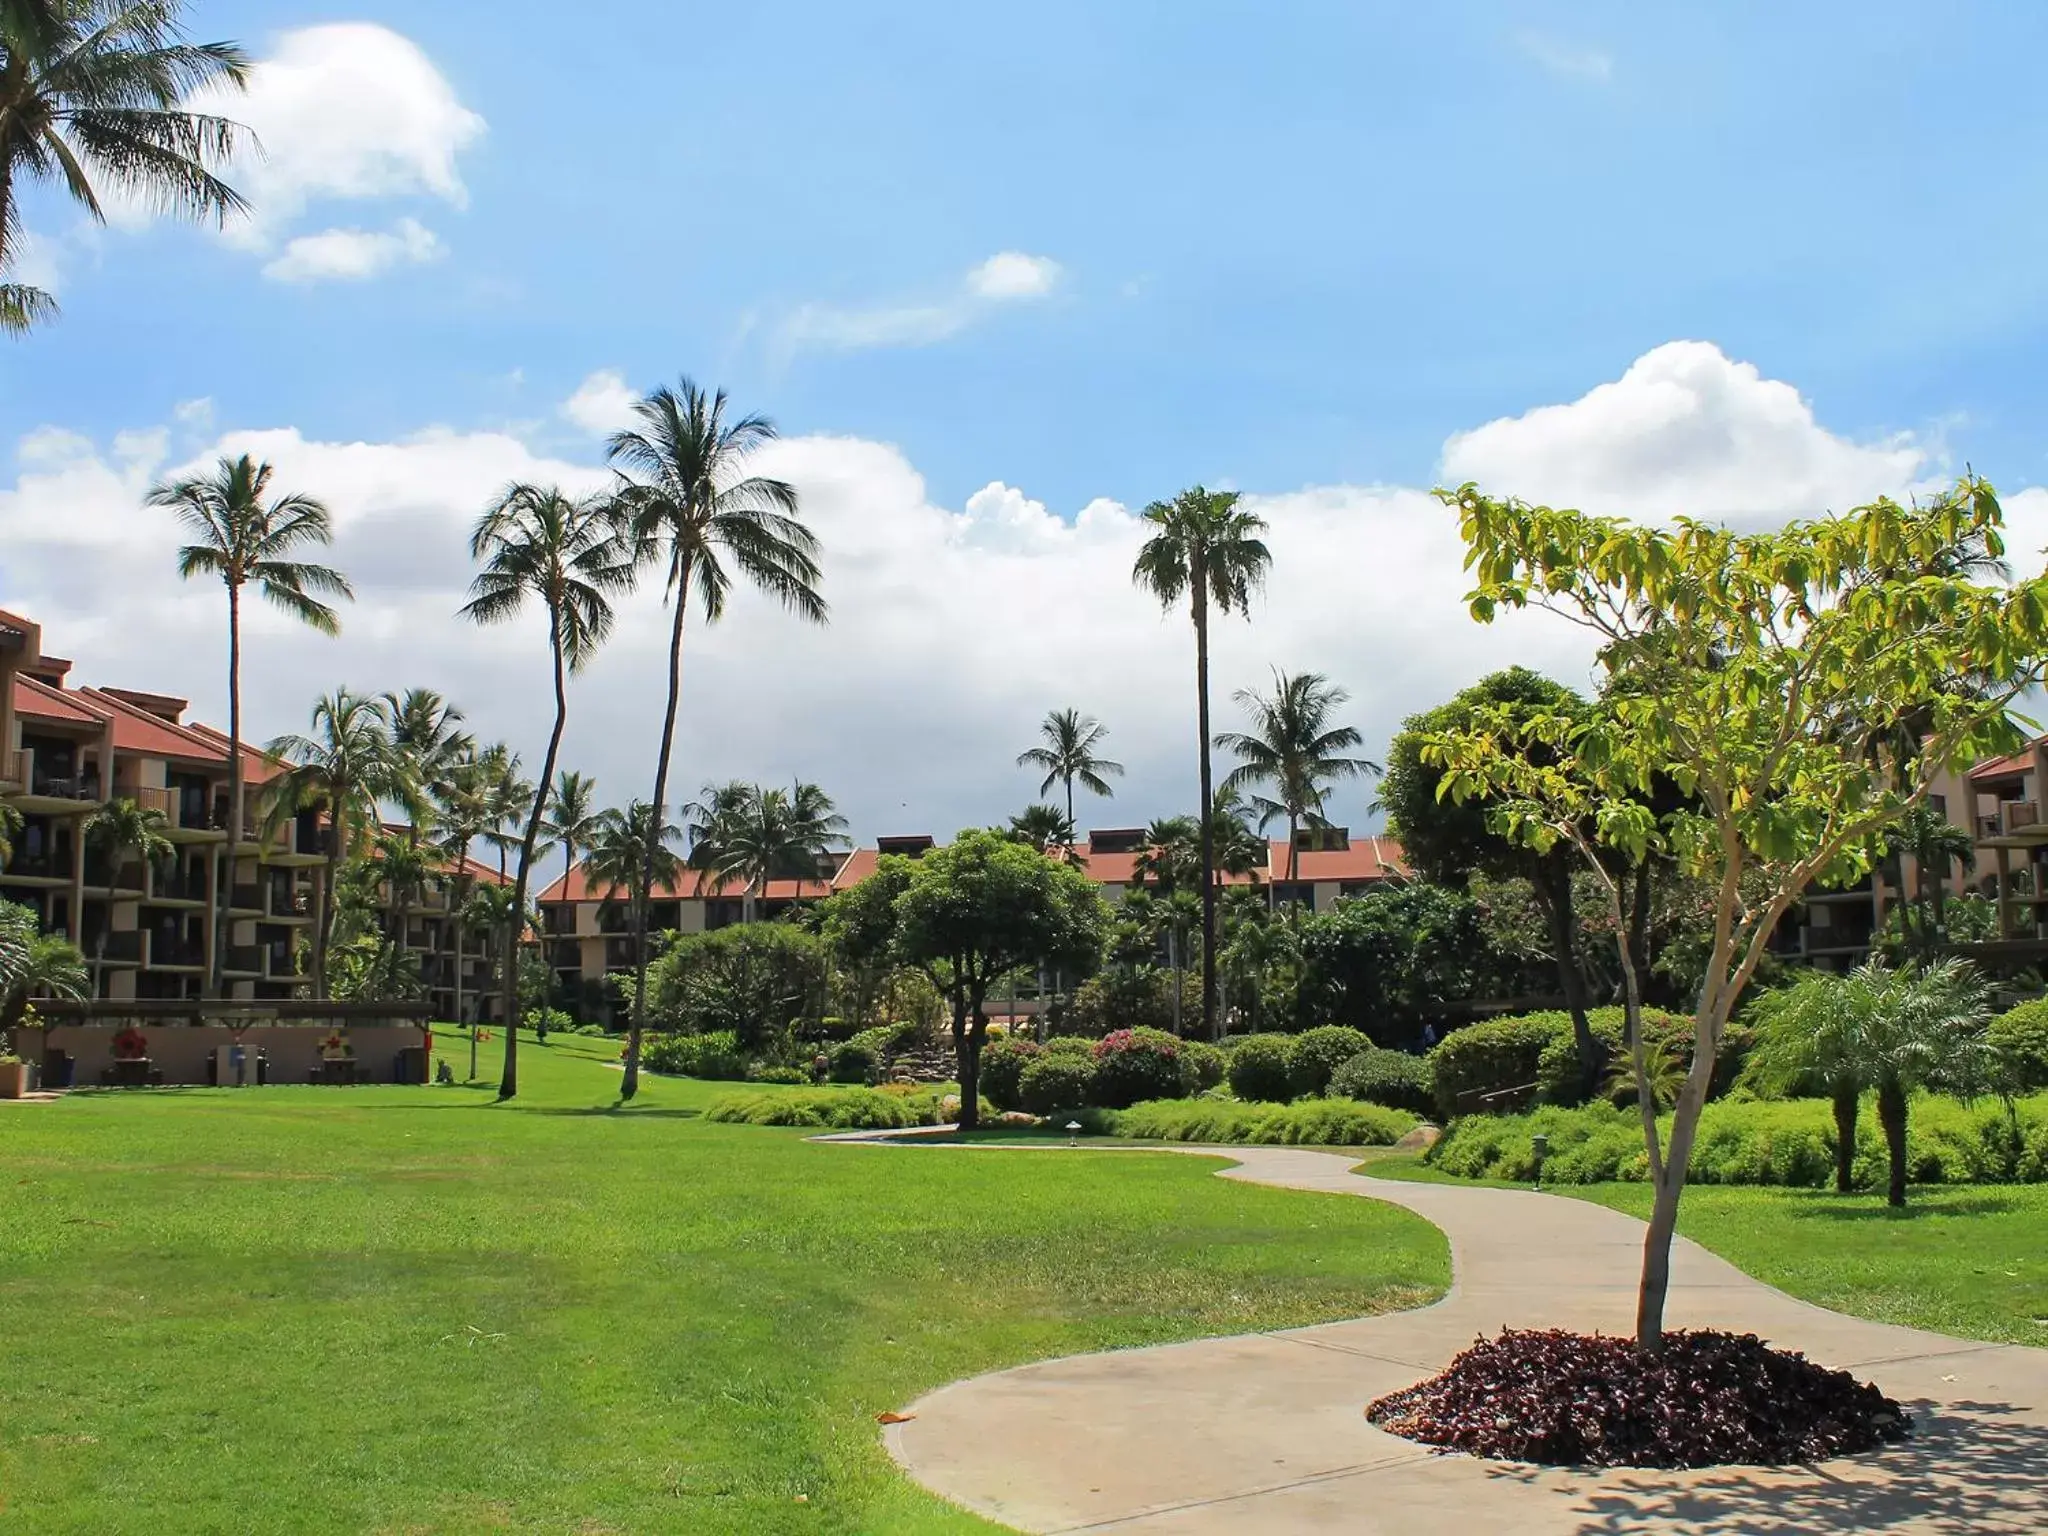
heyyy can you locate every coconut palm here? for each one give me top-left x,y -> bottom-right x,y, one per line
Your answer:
681,778 -> 752,891
0,0 -> 251,333
431,753 -> 493,1028
81,796 -> 170,990
459,481 -> 634,1099
541,769 -> 600,894
370,827 -> 431,958
1880,804 -> 1978,961
475,743 -> 533,883
0,896 -> 88,1032
693,781 -> 847,923
606,377 -> 827,1099
1747,957 -> 1997,1207
1132,486 -> 1271,1039
1007,803 -> 1077,855
380,688 -> 473,833
152,455 -> 352,995
582,799 -> 683,1094
266,689 -> 402,997
1016,709 -> 1122,827
1217,669 -> 1378,886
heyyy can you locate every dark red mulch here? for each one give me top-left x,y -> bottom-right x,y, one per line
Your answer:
1366,1328 -> 1912,1469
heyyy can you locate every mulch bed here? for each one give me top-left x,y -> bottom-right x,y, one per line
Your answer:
1366,1328 -> 1912,1468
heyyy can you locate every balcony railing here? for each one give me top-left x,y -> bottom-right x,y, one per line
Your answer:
1,748 -> 27,789
265,943 -> 303,980
149,935 -> 207,968
225,944 -> 264,975
134,786 -> 177,820
549,940 -> 582,969
603,936 -> 638,969
30,770 -> 99,801
268,885 -> 312,918
2005,801 -> 2041,835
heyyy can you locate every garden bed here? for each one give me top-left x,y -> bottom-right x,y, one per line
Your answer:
1367,1328 -> 1911,1468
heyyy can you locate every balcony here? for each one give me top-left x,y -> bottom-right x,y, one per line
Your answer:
0,748 -> 25,791
265,942 -> 304,981
603,936 -> 639,969
82,857 -> 146,894
227,883 -> 263,913
548,939 -> 582,970
225,944 -> 264,976
2006,801 -> 2042,836
149,934 -> 207,969
0,850 -> 69,881
149,867 -> 209,903
97,930 -> 144,965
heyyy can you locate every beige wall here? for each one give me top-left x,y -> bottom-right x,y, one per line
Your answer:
21,1024 -> 430,1087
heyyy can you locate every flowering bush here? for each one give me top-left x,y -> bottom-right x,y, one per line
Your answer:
1090,1027 -> 1184,1109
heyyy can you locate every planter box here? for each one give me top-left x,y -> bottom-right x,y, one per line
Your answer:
0,1060 -> 29,1099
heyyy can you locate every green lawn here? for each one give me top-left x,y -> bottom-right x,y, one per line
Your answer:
0,1032 -> 1447,1535
1369,1154 -> 2048,1346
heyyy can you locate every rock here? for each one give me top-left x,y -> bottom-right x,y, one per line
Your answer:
1394,1122 -> 1443,1152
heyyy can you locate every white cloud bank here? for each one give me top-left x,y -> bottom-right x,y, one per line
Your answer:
0,342 -> 2019,842
261,217 -> 443,283
559,371 -> 641,437
780,251 -> 1064,352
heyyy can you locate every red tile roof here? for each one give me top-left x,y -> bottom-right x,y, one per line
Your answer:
76,687 -> 234,765
14,674 -> 102,728
534,864 -> 728,904
1266,836 -> 1410,883
1969,743 -> 2039,782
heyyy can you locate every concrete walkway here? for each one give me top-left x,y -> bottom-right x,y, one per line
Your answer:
862,1144 -> 2048,1535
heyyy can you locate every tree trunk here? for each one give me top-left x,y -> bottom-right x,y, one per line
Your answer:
951,987 -> 982,1131
1634,1033 -> 1718,1350
500,624 -> 572,1100
1877,1076 -> 1910,1207
1831,1085 -> 1859,1195
1626,861 -> 1654,1004
214,583 -> 243,1000
626,557 -> 692,1102
313,855 -> 333,1000
1065,776 -> 1074,830
1535,862 -> 1599,1099
1193,581 -> 1218,1040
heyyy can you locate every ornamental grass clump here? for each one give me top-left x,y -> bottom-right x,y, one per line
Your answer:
1367,1329 -> 1910,1468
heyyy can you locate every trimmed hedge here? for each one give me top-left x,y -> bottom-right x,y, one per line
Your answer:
978,1038 -> 1039,1110
1113,1096 -> 1417,1147
642,1030 -> 749,1080
704,1087 -> 942,1130
1289,1025 -> 1375,1098
1179,1038 -> 1227,1093
1991,1000 -> 2048,1091
1019,1055 -> 1095,1114
1425,1093 -> 2048,1187
1329,1048 -> 1436,1117
1091,1027 -> 1186,1109
1428,1013 -> 1559,1117
1227,1033 -> 1296,1102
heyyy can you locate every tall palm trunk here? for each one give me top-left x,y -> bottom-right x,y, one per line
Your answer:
1877,1075 -> 1910,1208
501,627 -> 571,1100
625,556 -> 692,1102
1831,1084 -> 1859,1195
1193,578 -> 1218,1040
214,584 -> 244,998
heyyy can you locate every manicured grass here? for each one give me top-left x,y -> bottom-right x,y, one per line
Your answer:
1368,1154 -> 2048,1347
0,1030 -> 1448,1535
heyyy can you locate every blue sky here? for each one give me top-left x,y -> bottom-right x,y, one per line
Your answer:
6,4 -> 2048,838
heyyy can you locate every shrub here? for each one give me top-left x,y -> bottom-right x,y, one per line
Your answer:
1329,1048 -> 1436,1117
1533,1007 -> 1752,1108
842,1020 -> 924,1076
1070,969 -> 1194,1036
1019,1054 -> 1096,1114
523,1006 -> 576,1037
1113,1096 -> 1416,1146
749,1064 -> 811,1085
1090,1027 -> 1185,1109
704,1087 -> 941,1130
1177,1038 -> 1227,1095
1227,1033 -> 1296,1102
1042,1034 -> 1098,1057
1429,1013 -> 1560,1118
647,923 -> 830,1055
1990,999 -> 2048,1091
642,1030 -> 749,1080
827,1038 -> 879,1084
1289,1025 -> 1374,1097
979,1038 -> 1041,1111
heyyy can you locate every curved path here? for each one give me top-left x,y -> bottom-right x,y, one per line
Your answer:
848,1143 -> 2048,1535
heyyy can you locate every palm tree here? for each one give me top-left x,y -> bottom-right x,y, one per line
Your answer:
152,455 -> 352,995
1216,669 -> 1378,886
1016,709 -> 1122,827
1132,486 -> 1271,1039
1007,803 -> 1076,854
475,743 -> 533,882
582,800 -> 683,1096
541,769 -> 600,894
0,0 -> 251,333
607,378 -> 827,1099
431,753 -> 493,1029
1880,804 -> 1977,961
1747,957 -> 1997,1207
694,781 -> 848,923
81,797 -> 170,991
0,897 -> 88,1031
266,689 -> 401,997
459,481 -> 633,1098
370,827 -> 431,958
0,799 -> 21,867
380,689 -> 473,834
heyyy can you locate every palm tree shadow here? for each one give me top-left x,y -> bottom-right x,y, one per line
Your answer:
1489,1399 -> 2048,1534
1791,1194 -> 2024,1221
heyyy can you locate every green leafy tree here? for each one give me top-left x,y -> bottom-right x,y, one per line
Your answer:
0,896 -> 88,1031
583,799 -> 684,1095
1216,669 -> 1377,884
0,0 -> 250,332
607,377 -> 826,1100
1132,486 -> 1271,1039
460,482 -> 634,1099
1016,708 -> 1122,826
822,829 -> 1106,1128
1421,471 -> 2048,1347
0,799 -> 21,867
153,454 -> 352,995
648,923 -> 830,1056
81,797 -> 170,990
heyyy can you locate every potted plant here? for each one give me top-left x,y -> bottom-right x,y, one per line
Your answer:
0,1048 -> 28,1100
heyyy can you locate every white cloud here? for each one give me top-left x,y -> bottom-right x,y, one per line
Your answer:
559,370 -> 640,437
5,230 -> 63,293
260,217 -> 443,283
780,251 -> 1064,353
1514,30 -> 1614,82
0,342 -> 2010,844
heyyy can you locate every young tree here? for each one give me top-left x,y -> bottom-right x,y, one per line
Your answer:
1216,669 -> 1377,884
0,0 -> 251,332
823,829 -> 1105,1128
582,800 -> 684,1097
152,455 -> 352,995
1422,473 -> 2048,1348
1133,488 -> 1271,1038
460,482 -> 634,1099
81,797 -> 171,991
1016,708 -> 1122,827
608,378 -> 826,1099
431,753 -> 493,1028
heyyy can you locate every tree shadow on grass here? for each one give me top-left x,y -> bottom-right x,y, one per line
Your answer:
1787,1193 -> 2026,1222
334,1098 -> 702,1119
1486,1399 -> 2048,1534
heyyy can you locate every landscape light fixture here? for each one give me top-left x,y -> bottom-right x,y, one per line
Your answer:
1066,1120 -> 1082,1148
1532,1132 -> 1550,1189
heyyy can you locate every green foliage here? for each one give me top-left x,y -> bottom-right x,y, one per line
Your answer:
703,1087 -> 943,1130
523,1007 -> 575,1037
826,1038 -> 879,1084
1113,1097 -> 1416,1147
1069,967 -> 1191,1036
1288,1024 -> 1373,1097
1089,1027 -> 1186,1109
1427,1012 -> 1559,1118
1019,1053 -> 1096,1114
1327,1048 -> 1436,1117
1177,1038 -> 1227,1094
748,1064 -> 812,1085
1226,1033 -> 1296,1102
978,1037 -> 1040,1109
1990,999 -> 2048,1091
1528,1006 -> 1717,1106
646,922 -> 830,1057
1425,1094 -> 2048,1187
642,1030 -> 749,1081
